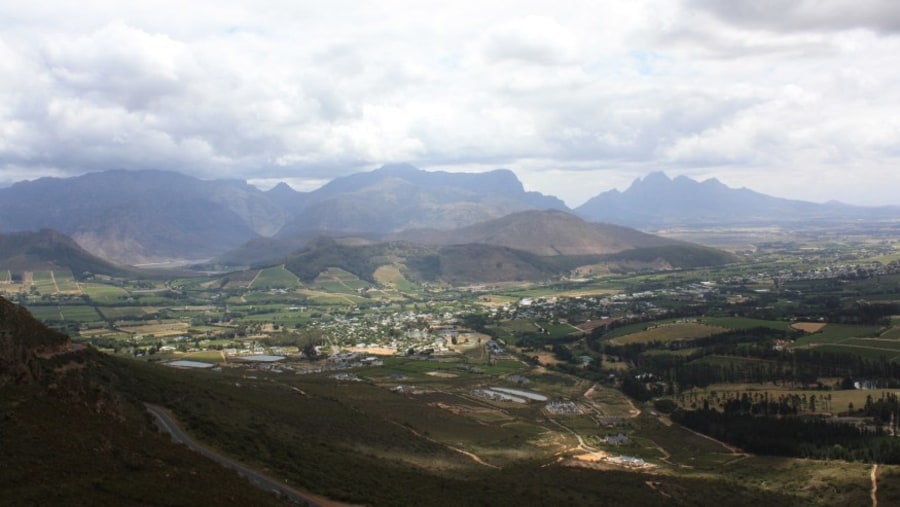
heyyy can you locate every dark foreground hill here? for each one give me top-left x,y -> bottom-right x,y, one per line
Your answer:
0,296 -> 287,506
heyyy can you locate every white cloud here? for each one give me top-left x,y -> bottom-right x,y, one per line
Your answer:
482,15 -> 581,66
0,0 -> 898,205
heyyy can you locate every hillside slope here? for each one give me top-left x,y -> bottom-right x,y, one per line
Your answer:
392,209 -> 683,256
0,229 -> 136,279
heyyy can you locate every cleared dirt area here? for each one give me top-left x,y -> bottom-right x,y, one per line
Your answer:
425,371 -> 458,378
533,352 -> 563,366
792,322 -> 828,333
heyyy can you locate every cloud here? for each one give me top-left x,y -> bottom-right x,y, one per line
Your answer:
482,15 -> 581,66
688,0 -> 900,34
0,1 -> 898,206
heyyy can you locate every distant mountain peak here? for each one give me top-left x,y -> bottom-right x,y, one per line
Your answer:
266,181 -> 299,196
576,171 -> 896,227
641,171 -> 672,184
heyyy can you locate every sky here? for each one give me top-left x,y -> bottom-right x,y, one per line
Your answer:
1,0 -> 899,207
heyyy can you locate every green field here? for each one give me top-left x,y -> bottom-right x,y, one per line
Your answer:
794,324 -> 881,345
251,265 -> 301,289
58,305 -> 102,322
609,322 -> 728,345
701,317 -> 792,332
99,306 -> 158,320
31,271 -> 57,294
25,305 -> 63,321
81,283 -> 130,302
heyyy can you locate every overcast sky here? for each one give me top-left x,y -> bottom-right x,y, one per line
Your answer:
1,0 -> 899,206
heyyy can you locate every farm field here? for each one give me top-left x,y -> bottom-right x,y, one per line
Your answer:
249,265 -> 301,289
80,283 -> 129,302
701,317 -> 792,332
679,383 -> 882,415
608,322 -> 728,345
117,321 -> 190,337
794,324 -> 882,345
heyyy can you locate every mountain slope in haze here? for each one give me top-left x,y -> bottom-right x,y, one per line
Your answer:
0,229 -> 136,278
576,172 -> 900,227
276,163 -> 568,236
392,209 -> 684,256
0,170 -> 288,264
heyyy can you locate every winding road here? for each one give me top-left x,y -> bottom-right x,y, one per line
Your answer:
146,404 -> 349,507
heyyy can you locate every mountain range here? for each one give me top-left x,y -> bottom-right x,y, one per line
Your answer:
1,165 -> 894,266
575,171 -> 899,227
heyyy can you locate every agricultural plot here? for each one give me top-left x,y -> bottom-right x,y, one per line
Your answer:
52,270 -> 81,292
312,268 -> 371,294
295,288 -> 367,305
58,305 -> 102,322
608,322 -> 728,345
702,317 -> 792,332
117,321 -> 190,337
80,283 -> 129,303
689,354 -> 774,368
25,305 -> 63,321
30,271 -> 58,294
250,265 -> 301,289
99,306 -> 159,320
488,319 -> 576,344
794,324 -> 881,346
372,264 -> 418,292
815,343 -> 900,361
682,385 -> 876,415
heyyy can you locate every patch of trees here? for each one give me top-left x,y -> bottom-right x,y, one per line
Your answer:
672,408 -> 900,463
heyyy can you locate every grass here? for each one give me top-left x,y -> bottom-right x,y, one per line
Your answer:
251,265 -> 302,289
609,323 -> 728,345
81,283 -> 129,302
681,384 -> 876,413
373,264 -> 418,292
58,305 -> 102,322
702,317 -> 792,332
98,306 -> 158,320
117,321 -> 190,337
794,324 -> 881,345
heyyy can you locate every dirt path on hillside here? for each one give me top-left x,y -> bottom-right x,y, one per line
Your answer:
677,419 -> 747,456
245,269 -> 262,289
391,419 -> 500,469
50,270 -> 60,293
871,463 -> 878,507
